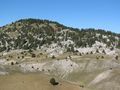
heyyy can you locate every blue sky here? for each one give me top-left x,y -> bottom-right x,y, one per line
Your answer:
0,0 -> 120,33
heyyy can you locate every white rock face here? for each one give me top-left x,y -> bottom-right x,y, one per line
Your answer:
41,39 -> 118,56
76,47 -> 96,54
92,41 -> 106,49
76,41 -> 117,55
61,40 -> 74,46
41,40 -> 74,56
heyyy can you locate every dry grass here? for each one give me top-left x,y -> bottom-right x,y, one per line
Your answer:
0,73 -> 88,90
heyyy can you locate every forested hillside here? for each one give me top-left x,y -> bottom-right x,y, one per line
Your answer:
0,18 -> 120,53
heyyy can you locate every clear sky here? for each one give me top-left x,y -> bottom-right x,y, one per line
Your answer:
0,0 -> 120,33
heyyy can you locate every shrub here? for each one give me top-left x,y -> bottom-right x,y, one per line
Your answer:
79,85 -> 84,88
42,69 -> 44,71
96,56 -> 99,60
28,49 -> 33,53
102,50 -> 106,54
18,56 -> 20,59
79,53 -> 82,56
101,56 -> 104,59
22,56 -> 24,59
90,51 -> 93,54
52,55 -> 56,59
50,78 -> 59,85
86,52 -> 89,55
39,53 -> 43,55
11,62 -> 14,65
32,66 -> 34,69
31,53 -> 36,58
96,49 -> 99,53
115,55 -> 118,60
16,62 -> 19,64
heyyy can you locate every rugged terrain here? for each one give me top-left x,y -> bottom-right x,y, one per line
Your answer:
0,18 -> 120,90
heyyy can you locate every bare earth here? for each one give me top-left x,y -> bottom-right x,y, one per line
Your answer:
0,73 -> 87,90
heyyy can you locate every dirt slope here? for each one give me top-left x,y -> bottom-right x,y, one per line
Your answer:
0,73 -> 88,90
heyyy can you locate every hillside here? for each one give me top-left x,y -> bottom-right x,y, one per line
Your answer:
0,73 -> 88,90
0,18 -> 120,56
0,18 -> 120,90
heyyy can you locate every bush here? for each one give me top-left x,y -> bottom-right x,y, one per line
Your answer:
86,52 -> 89,55
50,78 -> 59,85
22,56 -> 24,59
11,62 -> 14,65
96,56 -> 99,60
16,62 -> 19,64
79,53 -> 82,56
102,50 -> 106,54
90,51 -> 93,54
96,49 -> 99,53
18,56 -> 20,59
115,55 -> 118,60
52,55 -> 56,59
28,49 -> 33,53
39,53 -> 43,55
101,56 -> 104,59
31,53 -> 36,58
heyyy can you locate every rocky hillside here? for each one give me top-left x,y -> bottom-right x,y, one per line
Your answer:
0,18 -> 120,56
